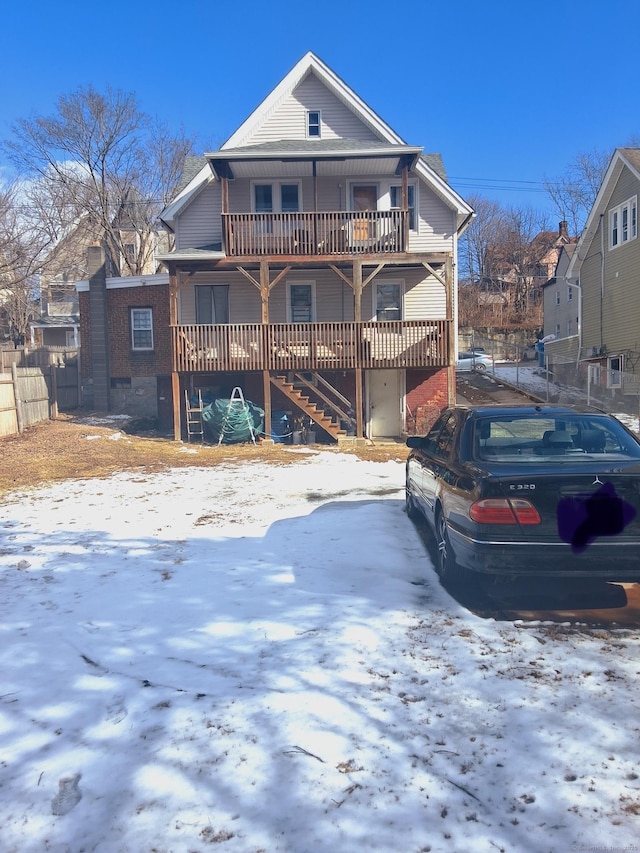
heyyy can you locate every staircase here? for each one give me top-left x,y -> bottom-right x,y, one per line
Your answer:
270,373 -> 354,441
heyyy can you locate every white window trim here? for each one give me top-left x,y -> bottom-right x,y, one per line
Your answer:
609,195 -> 637,249
286,280 -> 316,323
130,307 -> 154,351
348,182 -> 380,211
306,110 -> 321,139
607,355 -> 623,388
388,182 -> 419,233
251,180 -> 303,213
372,280 -> 404,322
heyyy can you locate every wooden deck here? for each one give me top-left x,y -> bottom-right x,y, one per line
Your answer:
173,320 -> 450,373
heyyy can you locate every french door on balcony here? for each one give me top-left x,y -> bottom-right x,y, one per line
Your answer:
351,184 -> 378,244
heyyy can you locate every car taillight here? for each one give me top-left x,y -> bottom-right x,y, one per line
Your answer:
469,498 -> 541,525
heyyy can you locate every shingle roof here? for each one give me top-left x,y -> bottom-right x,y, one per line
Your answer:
176,156 -> 208,192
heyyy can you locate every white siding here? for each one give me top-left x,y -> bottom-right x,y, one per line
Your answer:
178,266 -> 446,325
176,183 -> 221,250
410,186 -> 455,253
178,272 -> 261,324
248,74 -> 381,144
362,270 -> 446,321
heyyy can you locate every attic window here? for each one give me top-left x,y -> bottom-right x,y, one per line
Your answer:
307,111 -> 321,138
609,195 -> 637,249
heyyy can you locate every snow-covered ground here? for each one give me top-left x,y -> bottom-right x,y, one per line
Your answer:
1,445 -> 640,852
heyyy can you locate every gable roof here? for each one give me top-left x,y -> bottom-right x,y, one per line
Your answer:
567,148 -> 640,281
222,51 -> 405,150
161,51 -> 473,231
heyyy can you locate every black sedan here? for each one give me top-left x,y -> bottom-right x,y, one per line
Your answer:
405,405 -> 640,585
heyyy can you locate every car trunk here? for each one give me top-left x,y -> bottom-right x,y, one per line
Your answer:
487,465 -> 640,545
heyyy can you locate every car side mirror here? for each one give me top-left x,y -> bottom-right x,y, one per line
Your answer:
406,436 -> 424,449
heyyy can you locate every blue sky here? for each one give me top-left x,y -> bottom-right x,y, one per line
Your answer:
1,0 -> 639,220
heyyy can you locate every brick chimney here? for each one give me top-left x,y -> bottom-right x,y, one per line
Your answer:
87,244 -> 110,411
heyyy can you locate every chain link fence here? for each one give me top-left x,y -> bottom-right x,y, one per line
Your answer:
459,333 -> 640,421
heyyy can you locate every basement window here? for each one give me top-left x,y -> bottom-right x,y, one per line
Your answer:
111,377 -> 132,389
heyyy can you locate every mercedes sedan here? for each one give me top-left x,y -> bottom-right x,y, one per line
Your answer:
405,405 -> 640,585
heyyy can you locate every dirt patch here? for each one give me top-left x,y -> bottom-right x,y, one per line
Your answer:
0,414 -> 406,497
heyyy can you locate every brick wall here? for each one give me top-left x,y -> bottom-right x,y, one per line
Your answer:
406,368 -> 449,435
80,283 -> 171,380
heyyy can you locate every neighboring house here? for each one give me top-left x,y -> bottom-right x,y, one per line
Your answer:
78,51 -> 474,440
30,216 -> 98,348
476,222 -> 574,330
542,243 -> 579,347
33,201 -> 168,348
560,148 -> 640,381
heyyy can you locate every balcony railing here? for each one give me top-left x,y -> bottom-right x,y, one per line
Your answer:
173,320 -> 450,372
222,210 -> 408,257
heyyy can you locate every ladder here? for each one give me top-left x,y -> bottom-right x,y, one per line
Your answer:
217,386 -> 257,446
185,389 -> 204,442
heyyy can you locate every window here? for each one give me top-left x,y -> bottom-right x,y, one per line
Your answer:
567,286 -> 573,301
375,282 -> 402,321
288,283 -> 314,322
307,110 -> 321,138
555,290 -> 560,305
609,196 -> 637,248
123,243 -> 136,268
433,413 -> 458,461
280,185 -> 299,213
253,182 -> 300,213
254,184 -> 273,213
566,319 -> 573,336
196,285 -> 229,324
390,185 -> 416,231
608,355 -> 623,388
555,324 -> 561,337
130,308 -> 153,350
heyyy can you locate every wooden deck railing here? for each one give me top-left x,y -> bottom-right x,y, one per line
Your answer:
222,210 -> 408,256
173,320 -> 451,372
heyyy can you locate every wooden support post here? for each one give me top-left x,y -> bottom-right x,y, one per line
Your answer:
49,364 -> 58,419
172,371 -> 181,441
11,362 -> 24,434
260,259 -> 273,443
168,269 -> 182,441
353,260 -> 364,438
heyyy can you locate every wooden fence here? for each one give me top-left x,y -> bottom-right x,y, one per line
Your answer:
0,348 -> 80,438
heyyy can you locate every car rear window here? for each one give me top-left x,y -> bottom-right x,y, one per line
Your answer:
473,416 -> 640,462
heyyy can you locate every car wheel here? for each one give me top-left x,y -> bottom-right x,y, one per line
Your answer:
474,362 -> 487,373
405,483 -> 420,520
436,510 -> 469,587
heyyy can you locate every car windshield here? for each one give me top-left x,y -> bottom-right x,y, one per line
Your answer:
473,415 -> 640,463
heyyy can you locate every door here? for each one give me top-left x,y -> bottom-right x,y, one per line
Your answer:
368,369 -> 402,437
352,185 -> 377,242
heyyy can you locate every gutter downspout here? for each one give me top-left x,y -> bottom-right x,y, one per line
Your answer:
600,214 -> 605,354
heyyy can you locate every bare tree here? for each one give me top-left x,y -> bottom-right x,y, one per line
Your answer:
458,198 -> 553,332
544,147 -> 612,237
458,195 -> 506,285
0,180 -> 49,342
4,86 -> 195,277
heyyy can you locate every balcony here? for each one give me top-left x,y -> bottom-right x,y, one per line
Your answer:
222,210 -> 408,257
173,319 -> 450,373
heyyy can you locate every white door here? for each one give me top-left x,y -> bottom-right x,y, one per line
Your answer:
368,370 -> 402,437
